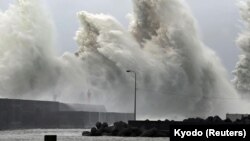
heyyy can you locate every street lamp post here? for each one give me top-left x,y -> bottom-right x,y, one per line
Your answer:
126,70 -> 136,120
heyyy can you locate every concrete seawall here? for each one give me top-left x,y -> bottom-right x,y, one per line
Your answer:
0,99 -> 133,130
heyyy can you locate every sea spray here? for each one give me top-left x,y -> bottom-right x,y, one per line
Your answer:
0,0 -> 247,119
0,0 -> 58,98
0,0 -> 88,102
233,0 -> 250,96
75,0 -> 244,118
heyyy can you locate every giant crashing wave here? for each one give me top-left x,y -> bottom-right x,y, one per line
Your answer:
0,0 -> 87,101
0,0 -> 246,119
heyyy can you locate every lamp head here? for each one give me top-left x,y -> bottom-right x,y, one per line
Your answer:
126,70 -> 131,72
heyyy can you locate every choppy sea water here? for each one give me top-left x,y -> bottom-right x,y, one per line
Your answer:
0,129 -> 169,141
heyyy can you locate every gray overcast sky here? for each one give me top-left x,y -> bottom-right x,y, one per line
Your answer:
0,0 -> 241,78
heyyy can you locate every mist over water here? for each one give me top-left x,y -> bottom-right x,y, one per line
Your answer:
0,0 -> 248,119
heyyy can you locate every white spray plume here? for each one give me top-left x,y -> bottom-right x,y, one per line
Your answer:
0,0 -> 58,98
75,0 -> 248,119
0,0 -> 88,101
0,0 -> 248,119
233,0 -> 250,95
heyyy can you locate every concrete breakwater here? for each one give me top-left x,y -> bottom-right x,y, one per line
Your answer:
0,99 -> 133,130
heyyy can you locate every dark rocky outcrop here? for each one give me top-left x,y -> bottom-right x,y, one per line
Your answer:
82,115 -> 250,137
82,121 -> 168,137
